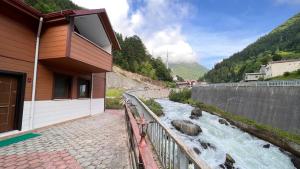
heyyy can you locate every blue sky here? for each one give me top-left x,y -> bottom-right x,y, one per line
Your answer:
72,0 -> 300,69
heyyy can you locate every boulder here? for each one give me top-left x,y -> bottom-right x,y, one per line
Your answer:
171,120 -> 202,136
191,107 -> 202,117
291,156 -> 300,169
218,119 -> 229,126
224,153 -> 236,169
189,115 -> 199,120
263,144 -> 270,148
193,147 -> 201,155
198,140 -> 216,150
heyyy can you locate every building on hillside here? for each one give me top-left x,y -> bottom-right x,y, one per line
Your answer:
0,0 -> 120,134
244,72 -> 265,81
244,59 -> 300,81
263,59 -> 300,79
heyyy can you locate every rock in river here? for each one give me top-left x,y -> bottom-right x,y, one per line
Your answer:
291,155 -> 300,169
218,119 -> 229,126
193,147 -> 201,155
263,144 -> 270,148
191,107 -> 202,117
189,115 -> 199,120
198,140 -> 216,150
171,120 -> 202,136
224,153 -> 236,169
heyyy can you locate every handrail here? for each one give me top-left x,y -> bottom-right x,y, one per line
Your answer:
125,103 -> 159,169
124,93 -> 211,169
197,80 -> 300,87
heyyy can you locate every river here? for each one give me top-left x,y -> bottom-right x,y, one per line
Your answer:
155,99 -> 296,169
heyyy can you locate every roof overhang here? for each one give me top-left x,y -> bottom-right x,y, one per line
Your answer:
44,9 -> 121,50
2,0 -> 121,50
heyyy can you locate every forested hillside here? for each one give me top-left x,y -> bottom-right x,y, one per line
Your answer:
169,62 -> 208,80
25,0 -> 173,82
25,0 -> 82,13
204,13 -> 300,83
113,33 -> 173,81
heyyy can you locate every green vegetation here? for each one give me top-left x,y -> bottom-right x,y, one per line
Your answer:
170,62 -> 208,80
168,89 -> 191,103
141,99 -> 164,116
105,98 -> 123,109
168,90 -> 300,145
204,13 -> 300,83
106,88 -> 124,98
105,88 -> 124,109
113,33 -> 173,82
164,81 -> 176,88
266,69 -> 300,80
25,0 -> 82,13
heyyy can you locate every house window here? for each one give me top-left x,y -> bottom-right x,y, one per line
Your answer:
54,74 -> 72,99
78,79 -> 90,98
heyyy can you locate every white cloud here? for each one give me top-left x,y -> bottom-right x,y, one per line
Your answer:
71,0 -> 197,63
146,27 -> 196,63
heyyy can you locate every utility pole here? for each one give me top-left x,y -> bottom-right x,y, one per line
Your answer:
166,50 -> 169,69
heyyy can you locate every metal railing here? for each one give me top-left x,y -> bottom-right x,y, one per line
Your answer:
124,93 -> 211,169
197,80 -> 300,87
125,103 -> 159,169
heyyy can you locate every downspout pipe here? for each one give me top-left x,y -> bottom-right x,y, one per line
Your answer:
90,73 -> 94,115
29,17 -> 43,130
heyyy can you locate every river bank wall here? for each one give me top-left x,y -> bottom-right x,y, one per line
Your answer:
191,86 -> 300,134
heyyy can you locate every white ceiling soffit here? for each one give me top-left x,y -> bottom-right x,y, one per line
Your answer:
74,14 -> 111,48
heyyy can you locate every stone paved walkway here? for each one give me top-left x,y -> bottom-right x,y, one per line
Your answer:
0,110 -> 131,169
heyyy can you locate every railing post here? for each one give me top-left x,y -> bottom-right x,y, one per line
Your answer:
177,148 -> 189,169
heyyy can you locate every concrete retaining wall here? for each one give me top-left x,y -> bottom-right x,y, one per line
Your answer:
191,86 -> 300,134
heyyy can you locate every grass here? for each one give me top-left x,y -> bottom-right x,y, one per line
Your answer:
141,98 -> 164,116
266,69 -> 300,80
169,90 -> 300,145
106,88 -> 124,98
105,88 -> 124,109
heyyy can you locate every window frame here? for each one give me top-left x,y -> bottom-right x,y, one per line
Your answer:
53,73 -> 72,99
77,78 -> 91,98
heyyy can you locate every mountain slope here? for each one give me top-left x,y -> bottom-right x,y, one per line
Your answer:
25,0 -> 82,13
170,62 -> 208,80
204,13 -> 300,83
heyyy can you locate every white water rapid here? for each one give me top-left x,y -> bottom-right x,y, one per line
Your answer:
156,99 -> 296,169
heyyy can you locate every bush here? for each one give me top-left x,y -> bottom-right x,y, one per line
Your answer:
105,98 -> 123,109
165,81 -> 176,88
297,69 -> 300,75
169,89 -> 191,103
106,88 -> 124,98
142,98 -> 164,116
283,72 -> 290,77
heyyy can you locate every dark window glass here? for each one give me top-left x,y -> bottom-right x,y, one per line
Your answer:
78,79 -> 90,98
54,74 -> 71,99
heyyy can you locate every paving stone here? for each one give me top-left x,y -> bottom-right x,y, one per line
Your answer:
0,110 -> 130,169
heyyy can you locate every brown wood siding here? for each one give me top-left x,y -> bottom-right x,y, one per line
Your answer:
0,9 -> 36,63
0,56 -> 33,101
70,33 -> 112,71
39,24 -> 68,59
36,63 -> 92,100
35,63 -> 53,100
92,73 -> 105,98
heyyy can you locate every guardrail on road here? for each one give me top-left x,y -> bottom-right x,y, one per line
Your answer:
124,93 -> 211,169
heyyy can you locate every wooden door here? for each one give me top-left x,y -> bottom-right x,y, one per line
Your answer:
0,75 -> 18,133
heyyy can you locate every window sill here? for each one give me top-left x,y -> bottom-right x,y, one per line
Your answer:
77,98 -> 91,100
53,99 -> 71,101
